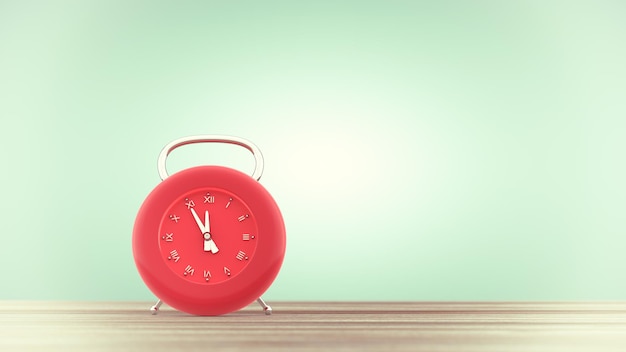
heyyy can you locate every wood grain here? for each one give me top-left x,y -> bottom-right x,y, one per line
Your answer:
1,301 -> 626,351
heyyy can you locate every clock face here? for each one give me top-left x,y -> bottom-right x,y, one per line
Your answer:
158,188 -> 258,285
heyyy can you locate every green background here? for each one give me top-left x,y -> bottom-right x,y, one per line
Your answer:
1,1 -> 625,301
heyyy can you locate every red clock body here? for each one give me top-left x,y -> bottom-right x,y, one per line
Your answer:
133,165 -> 286,315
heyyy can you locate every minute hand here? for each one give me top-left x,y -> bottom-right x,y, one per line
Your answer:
190,208 -> 205,234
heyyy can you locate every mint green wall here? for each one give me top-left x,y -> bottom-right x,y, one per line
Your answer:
1,1 -> 625,301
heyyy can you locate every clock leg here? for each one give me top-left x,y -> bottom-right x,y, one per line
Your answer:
256,297 -> 272,315
150,299 -> 163,315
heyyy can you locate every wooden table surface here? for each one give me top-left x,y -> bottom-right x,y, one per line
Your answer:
1,301 -> 626,351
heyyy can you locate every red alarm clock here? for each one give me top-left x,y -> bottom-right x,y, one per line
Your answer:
133,135 -> 286,316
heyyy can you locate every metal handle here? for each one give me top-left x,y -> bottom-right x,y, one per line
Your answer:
157,135 -> 264,181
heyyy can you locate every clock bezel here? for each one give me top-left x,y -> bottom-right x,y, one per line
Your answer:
133,165 -> 286,316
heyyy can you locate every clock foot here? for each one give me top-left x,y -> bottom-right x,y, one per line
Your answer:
256,297 -> 272,315
150,299 -> 163,315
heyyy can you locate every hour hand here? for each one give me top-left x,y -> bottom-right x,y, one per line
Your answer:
204,210 -> 210,233
190,208 -> 205,233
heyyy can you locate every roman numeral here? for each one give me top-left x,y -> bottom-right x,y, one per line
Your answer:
238,214 -> 249,222
203,270 -> 211,282
185,199 -> 195,209
168,249 -> 180,262
162,233 -> 174,242
204,193 -> 215,204
236,250 -> 248,261
184,265 -> 195,276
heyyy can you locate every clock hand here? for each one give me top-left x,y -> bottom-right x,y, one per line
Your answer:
204,238 -> 219,254
200,209 -> 218,253
190,208 -> 206,233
